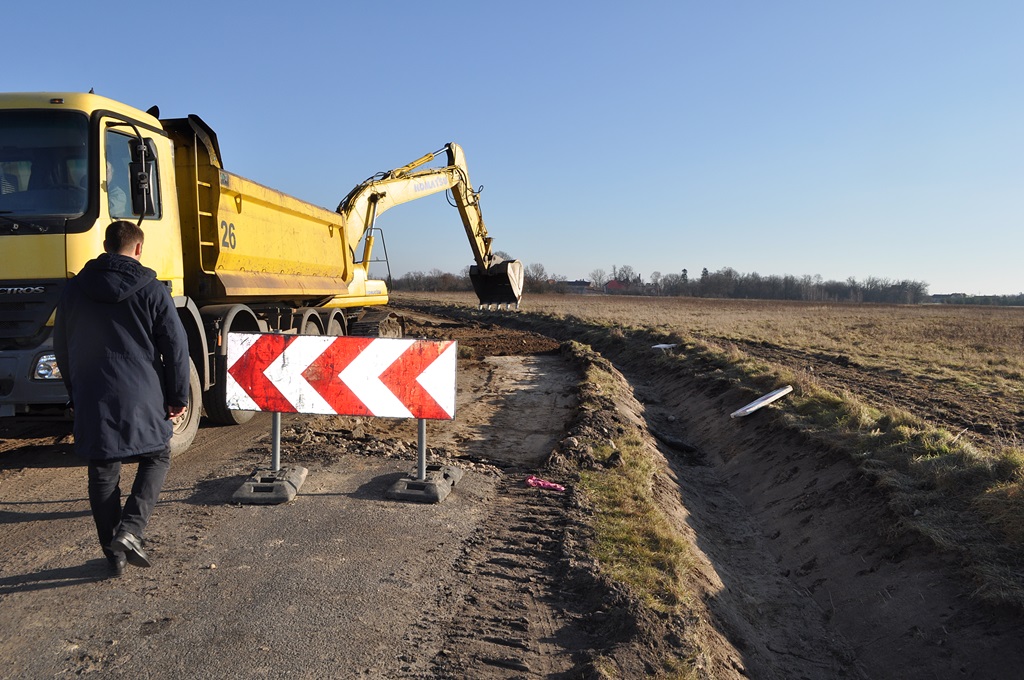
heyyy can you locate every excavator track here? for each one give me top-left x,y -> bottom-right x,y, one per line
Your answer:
347,308 -> 406,338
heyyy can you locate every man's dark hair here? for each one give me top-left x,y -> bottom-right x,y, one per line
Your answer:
104,220 -> 145,254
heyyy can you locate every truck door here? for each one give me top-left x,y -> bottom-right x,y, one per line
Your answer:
66,122 -> 184,290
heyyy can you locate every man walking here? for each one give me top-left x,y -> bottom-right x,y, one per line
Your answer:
54,220 -> 190,576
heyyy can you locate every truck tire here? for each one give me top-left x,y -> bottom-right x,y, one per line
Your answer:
326,314 -> 346,336
203,353 -> 256,426
169,358 -> 202,457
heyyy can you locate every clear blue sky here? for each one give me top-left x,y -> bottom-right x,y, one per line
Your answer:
9,1 -> 1022,294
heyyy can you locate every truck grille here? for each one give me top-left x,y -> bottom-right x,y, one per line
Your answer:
0,280 -> 63,344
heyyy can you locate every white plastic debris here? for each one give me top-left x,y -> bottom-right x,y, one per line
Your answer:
652,344 -> 678,351
730,385 -> 794,418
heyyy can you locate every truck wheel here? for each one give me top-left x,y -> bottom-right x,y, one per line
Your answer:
203,353 -> 256,425
169,358 -> 202,457
326,317 -> 345,336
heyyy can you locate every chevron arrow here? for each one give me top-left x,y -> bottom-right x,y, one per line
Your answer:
304,338 -> 456,419
226,333 -> 297,412
226,333 -> 457,419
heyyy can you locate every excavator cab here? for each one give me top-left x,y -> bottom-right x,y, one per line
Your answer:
470,258 -> 524,309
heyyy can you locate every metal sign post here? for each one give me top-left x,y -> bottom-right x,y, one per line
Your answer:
389,415 -> 462,502
417,418 -> 427,481
271,412 -> 282,472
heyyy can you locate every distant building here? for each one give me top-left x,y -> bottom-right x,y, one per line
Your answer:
566,280 -> 592,294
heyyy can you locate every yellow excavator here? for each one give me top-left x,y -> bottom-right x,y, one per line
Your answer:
337,143 -> 524,315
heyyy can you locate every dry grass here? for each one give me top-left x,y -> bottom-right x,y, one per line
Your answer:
406,291 -> 1024,418
581,432 -> 694,612
523,295 -> 1024,398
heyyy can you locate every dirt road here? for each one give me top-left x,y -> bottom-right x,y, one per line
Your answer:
0,317 -> 589,679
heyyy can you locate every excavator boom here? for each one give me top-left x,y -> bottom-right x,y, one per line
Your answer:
336,143 -> 523,308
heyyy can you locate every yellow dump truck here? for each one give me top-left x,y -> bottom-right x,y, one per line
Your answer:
0,92 -> 523,453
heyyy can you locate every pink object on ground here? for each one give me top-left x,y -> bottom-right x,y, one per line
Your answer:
525,475 -> 565,492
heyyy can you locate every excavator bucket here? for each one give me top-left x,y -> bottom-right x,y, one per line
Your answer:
470,259 -> 525,308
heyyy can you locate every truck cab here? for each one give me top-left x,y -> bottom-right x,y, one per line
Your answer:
0,93 -> 185,420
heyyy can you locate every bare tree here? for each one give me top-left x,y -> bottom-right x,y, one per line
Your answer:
526,262 -> 547,282
589,268 -> 608,288
525,262 -> 548,293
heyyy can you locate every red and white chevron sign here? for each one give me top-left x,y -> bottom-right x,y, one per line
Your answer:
225,333 -> 457,419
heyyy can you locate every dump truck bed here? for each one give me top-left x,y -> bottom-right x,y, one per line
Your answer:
168,117 -> 356,305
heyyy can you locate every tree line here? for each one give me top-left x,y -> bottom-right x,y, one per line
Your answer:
930,293 -> 1024,306
591,266 -> 930,304
388,261 -> 988,306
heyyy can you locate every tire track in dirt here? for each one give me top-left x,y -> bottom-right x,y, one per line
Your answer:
418,474 -> 583,679
0,431 -> 94,582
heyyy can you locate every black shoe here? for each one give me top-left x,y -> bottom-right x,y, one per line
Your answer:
106,552 -> 127,577
110,531 -> 151,568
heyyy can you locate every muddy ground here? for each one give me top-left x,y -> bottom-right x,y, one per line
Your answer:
1,305 -> 1023,679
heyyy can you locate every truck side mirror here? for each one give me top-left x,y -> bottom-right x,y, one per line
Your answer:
129,161 -> 155,216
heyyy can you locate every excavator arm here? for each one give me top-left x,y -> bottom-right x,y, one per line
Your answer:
336,143 -> 523,308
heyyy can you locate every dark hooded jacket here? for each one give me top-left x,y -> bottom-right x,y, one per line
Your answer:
53,253 -> 189,460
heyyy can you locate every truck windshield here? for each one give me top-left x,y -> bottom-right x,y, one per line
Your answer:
0,110 -> 89,217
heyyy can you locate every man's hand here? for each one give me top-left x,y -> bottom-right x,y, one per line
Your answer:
167,405 -> 187,422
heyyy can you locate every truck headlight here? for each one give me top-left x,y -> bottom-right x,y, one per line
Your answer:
34,354 -> 62,380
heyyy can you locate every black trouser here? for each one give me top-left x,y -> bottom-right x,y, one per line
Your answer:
87,447 -> 171,555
